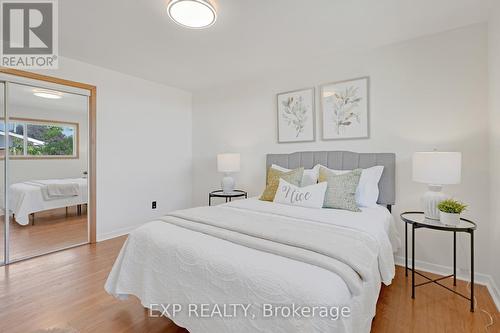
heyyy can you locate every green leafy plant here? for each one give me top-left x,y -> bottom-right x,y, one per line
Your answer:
438,199 -> 467,214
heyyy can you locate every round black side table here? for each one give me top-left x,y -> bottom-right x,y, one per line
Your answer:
209,190 -> 247,206
400,211 -> 477,312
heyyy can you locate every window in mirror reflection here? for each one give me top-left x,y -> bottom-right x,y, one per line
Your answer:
1,119 -> 78,158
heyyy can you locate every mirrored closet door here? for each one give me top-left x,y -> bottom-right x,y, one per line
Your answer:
1,79 -> 90,263
0,82 -> 5,265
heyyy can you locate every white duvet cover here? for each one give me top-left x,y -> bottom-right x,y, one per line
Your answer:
105,198 -> 400,333
9,178 -> 88,226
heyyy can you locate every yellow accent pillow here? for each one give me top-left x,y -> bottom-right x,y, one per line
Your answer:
260,167 -> 304,201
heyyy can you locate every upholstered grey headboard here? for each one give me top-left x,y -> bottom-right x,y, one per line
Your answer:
266,151 -> 396,206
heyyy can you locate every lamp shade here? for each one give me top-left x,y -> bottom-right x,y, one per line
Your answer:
412,152 -> 461,185
217,153 -> 240,173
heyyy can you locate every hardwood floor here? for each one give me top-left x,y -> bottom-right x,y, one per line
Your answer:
0,236 -> 498,333
372,269 -> 499,332
0,236 -> 184,333
0,207 -> 88,261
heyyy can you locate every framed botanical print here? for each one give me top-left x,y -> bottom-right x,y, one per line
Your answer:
277,88 -> 315,143
320,77 -> 369,140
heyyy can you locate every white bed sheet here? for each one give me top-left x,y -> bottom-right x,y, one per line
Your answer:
9,178 -> 88,226
105,198 -> 399,333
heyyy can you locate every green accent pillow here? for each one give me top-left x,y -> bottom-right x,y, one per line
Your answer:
260,167 -> 304,201
318,167 -> 362,212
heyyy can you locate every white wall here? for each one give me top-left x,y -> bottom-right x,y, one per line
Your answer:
37,57 -> 193,240
193,25 -> 491,277
488,1 -> 500,298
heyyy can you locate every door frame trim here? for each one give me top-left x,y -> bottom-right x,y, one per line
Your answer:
0,67 -> 97,244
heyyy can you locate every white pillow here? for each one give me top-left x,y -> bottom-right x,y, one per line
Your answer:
317,165 -> 384,208
271,164 -> 320,186
273,178 -> 327,209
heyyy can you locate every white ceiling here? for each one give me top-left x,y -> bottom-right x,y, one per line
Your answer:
8,84 -> 88,114
59,0 -> 488,92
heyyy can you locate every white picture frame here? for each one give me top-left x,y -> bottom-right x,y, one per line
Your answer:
277,87 -> 315,143
320,77 -> 369,140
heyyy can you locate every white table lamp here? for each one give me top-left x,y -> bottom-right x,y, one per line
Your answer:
412,152 -> 462,220
217,153 -> 240,193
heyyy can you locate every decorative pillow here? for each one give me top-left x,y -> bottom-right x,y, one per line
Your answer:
271,164 -> 320,186
260,167 -> 304,201
317,165 -> 384,207
318,167 -> 362,212
273,178 -> 327,209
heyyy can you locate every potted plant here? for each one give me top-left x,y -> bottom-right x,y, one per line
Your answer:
437,199 -> 467,225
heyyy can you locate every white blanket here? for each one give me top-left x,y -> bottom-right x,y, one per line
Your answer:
105,199 -> 399,333
164,206 -> 378,296
227,199 -> 400,284
25,180 -> 81,201
46,182 -> 80,198
9,178 -> 88,226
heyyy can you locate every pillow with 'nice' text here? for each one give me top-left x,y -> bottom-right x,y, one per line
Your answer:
273,178 -> 327,209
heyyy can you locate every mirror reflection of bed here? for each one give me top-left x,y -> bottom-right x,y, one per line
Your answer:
7,178 -> 88,259
1,82 -> 89,261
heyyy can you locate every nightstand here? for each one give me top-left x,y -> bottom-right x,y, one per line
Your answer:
400,211 -> 477,312
209,190 -> 248,206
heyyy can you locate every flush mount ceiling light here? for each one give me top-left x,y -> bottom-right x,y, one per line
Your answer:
167,0 -> 217,29
33,89 -> 63,99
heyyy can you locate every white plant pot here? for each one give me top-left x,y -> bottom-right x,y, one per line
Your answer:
440,211 -> 461,225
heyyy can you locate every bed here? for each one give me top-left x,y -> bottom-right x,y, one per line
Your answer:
105,151 -> 399,333
9,178 -> 88,226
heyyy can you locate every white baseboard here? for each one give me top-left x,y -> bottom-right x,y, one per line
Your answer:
394,256 -> 500,311
97,225 -> 138,242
